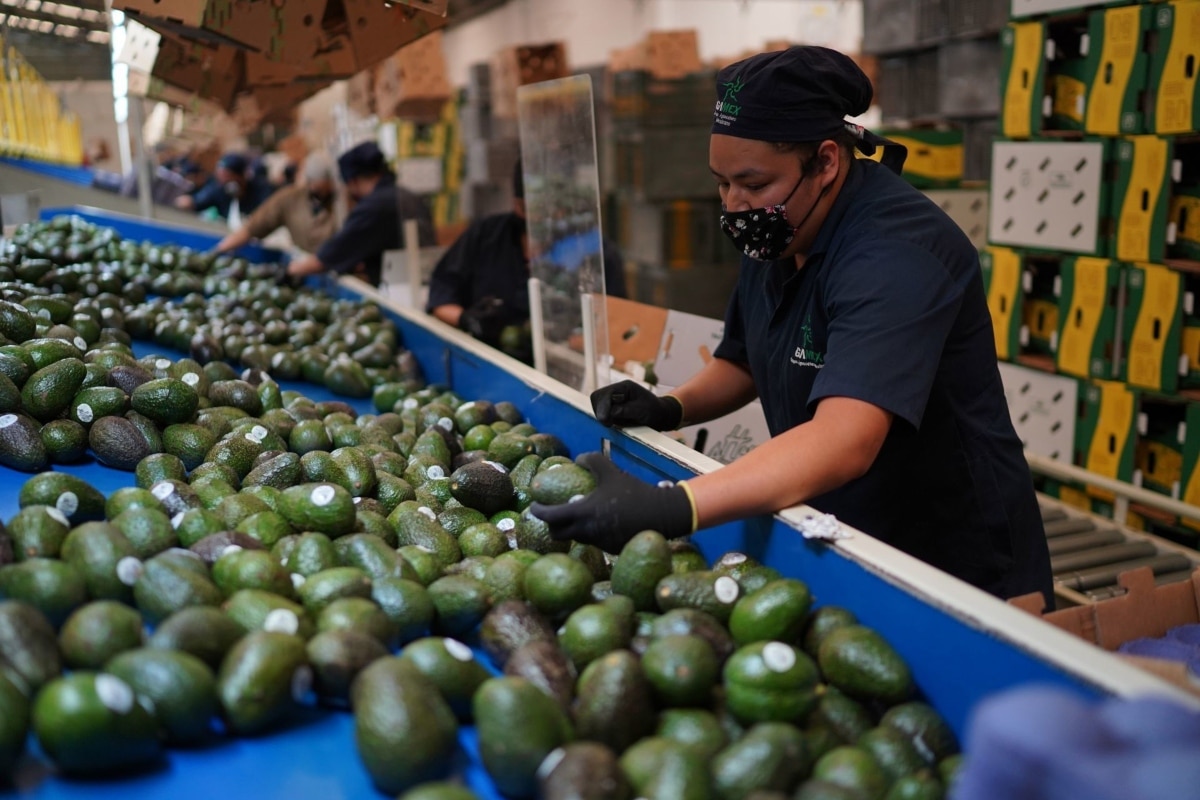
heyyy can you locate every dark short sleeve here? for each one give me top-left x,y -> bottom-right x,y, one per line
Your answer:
426,223 -> 480,311
191,180 -> 228,216
810,241 -> 964,429
317,196 -> 393,275
713,280 -> 749,364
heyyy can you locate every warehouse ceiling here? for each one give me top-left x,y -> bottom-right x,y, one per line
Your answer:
0,0 -> 506,83
1,0 -> 112,81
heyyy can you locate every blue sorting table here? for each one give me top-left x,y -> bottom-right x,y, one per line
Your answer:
1,208 -> 1191,799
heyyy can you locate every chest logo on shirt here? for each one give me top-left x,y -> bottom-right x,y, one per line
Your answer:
790,314 -> 825,369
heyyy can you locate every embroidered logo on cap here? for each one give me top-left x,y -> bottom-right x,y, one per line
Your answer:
714,75 -> 746,128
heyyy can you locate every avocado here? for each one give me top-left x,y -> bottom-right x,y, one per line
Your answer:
212,549 -> 296,598
656,571 -> 742,624
352,657 -> 459,794
371,577 -> 434,645
479,599 -> 558,667
235,511 -> 294,549
7,504 -> 71,561
0,558 -> 88,627
530,463 -> 596,506
104,648 -> 218,745
0,600 -> 62,694
69,385 -> 129,427
657,709 -> 729,761
634,741 -> 713,800
0,672 -> 29,777
475,676 -> 574,798
723,641 -> 820,726
575,649 -> 656,753
223,589 -> 313,639
334,533 -> 414,581
612,531 -> 673,611
729,579 -> 813,646
393,508 -> 462,566
135,452 -> 188,490
523,553 -> 594,622
189,532 -> 267,565
162,423 -> 218,471
428,574 -> 492,636
487,432 -> 536,469
883,773 -> 945,800
330,447 -> 377,498
317,596 -> 396,647
59,522 -> 139,602
148,606 -> 247,670
802,606 -> 858,659
642,634 -> 720,708
879,702 -> 958,766
539,741 -> 633,800
397,544 -> 445,586
305,630 -> 388,704
111,506 -> 178,559
0,299 -> 36,343
58,601 -> 144,670
299,567 -> 373,615
504,640 -> 577,714
19,471 -> 105,523
399,636 -> 490,721
282,532 -> 339,577
21,357 -> 85,421
133,550 -> 224,625
858,726 -> 926,783
243,452 -> 302,490
208,380 -> 263,416
88,415 -> 152,470
811,687 -> 875,745
559,602 -> 634,672
811,746 -> 889,800
651,608 -> 737,665
32,672 -> 162,775
0,413 -> 49,472
278,483 -> 357,538
513,506 -> 569,554
818,625 -> 914,706
41,419 -> 88,464
217,630 -> 311,735
449,461 -> 515,516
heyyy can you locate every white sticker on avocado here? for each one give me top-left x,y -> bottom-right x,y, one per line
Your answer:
116,556 -> 144,586
418,506 -> 436,520
714,576 -> 739,604
536,748 -> 566,781
155,359 -> 171,371
505,531 -> 518,549
762,642 -> 796,673
353,497 -> 363,505
484,461 -> 507,474
181,372 -> 200,387
437,417 -> 453,432
496,518 -> 516,532
250,426 -> 269,440
271,352 -> 286,367
152,482 -> 175,500
37,309 -> 51,320
416,545 -> 435,554
87,283 -> 99,295
547,463 -> 563,470
311,485 -> 336,507
290,665 -> 313,702
722,553 -> 747,566
402,398 -> 419,411
95,674 -> 135,714
0,414 -> 15,429
264,608 -> 299,636
101,307 -> 114,318
73,337 -> 87,351
168,547 -> 201,560
56,492 -> 78,517
76,403 -> 94,423
290,573 -> 306,590
444,639 -> 473,662
426,465 -> 444,480
170,512 -> 186,529
568,494 -> 585,504
458,402 -> 476,412
46,507 -> 68,526
221,545 -> 243,559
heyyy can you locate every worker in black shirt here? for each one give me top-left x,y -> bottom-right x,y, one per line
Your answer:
532,47 -> 1054,607
176,153 -> 275,219
288,142 -> 435,285
427,159 -> 627,350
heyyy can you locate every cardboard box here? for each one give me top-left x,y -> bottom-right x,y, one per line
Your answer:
1122,263 -> 1198,393
1076,379 -> 1139,497
1010,567 -> 1200,697
391,31 -> 453,120
644,31 -> 704,80
1055,257 -> 1123,381
492,42 -> 569,119
153,32 -> 244,109
1148,0 -> 1200,135
874,128 -> 963,189
981,246 -> 1026,362
242,34 -> 358,86
331,0 -> 448,75
115,0 -> 323,66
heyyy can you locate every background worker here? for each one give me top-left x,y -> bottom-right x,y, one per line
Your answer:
287,141 -> 435,286
213,155 -> 337,256
427,159 -> 628,349
531,46 -> 1054,607
175,152 -> 276,219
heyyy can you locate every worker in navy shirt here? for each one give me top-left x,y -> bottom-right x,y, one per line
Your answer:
176,153 -> 274,219
288,142 -> 435,286
427,159 -> 627,348
533,46 -> 1053,606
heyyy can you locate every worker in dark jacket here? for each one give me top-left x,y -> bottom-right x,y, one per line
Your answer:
532,46 -> 1054,607
288,142 -> 435,286
176,153 -> 274,218
427,159 -> 627,349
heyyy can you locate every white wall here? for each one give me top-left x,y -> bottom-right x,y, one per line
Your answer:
440,0 -> 863,86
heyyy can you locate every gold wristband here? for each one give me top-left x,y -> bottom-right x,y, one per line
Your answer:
678,481 -> 699,534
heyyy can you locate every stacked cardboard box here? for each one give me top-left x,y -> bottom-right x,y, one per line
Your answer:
983,0 -> 1200,555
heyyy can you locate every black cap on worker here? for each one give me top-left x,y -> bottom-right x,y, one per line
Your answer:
712,46 -> 905,170
218,152 -> 248,175
338,141 -> 388,182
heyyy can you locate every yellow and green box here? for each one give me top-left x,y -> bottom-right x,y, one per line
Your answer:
1002,6 -> 1151,139
1123,263 -> 1195,393
1024,253 -> 1065,358
1169,184 -> 1200,261
1174,402 -> 1200,520
874,129 -> 963,189
1135,396 -> 1188,497
1148,0 -> 1200,135
1076,379 -> 1139,499
1110,135 -> 1174,263
981,246 -> 1025,361
1055,256 -> 1124,380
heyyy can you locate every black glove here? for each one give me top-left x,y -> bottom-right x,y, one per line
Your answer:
591,380 -> 683,431
530,452 -> 695,554
459,296 -> 506,342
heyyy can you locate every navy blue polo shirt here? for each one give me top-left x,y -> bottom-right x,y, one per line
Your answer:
714,159 -> 1052,603
426,211 -> 628,334
318,175 -> 435,286
191,173 -> 275,219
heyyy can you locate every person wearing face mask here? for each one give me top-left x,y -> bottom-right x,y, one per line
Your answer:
287,141 -> 436,286
176,152 -> 275,218
426,159 -> 627,353
212,154 -> 338,256
531,46 -> 1053,607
